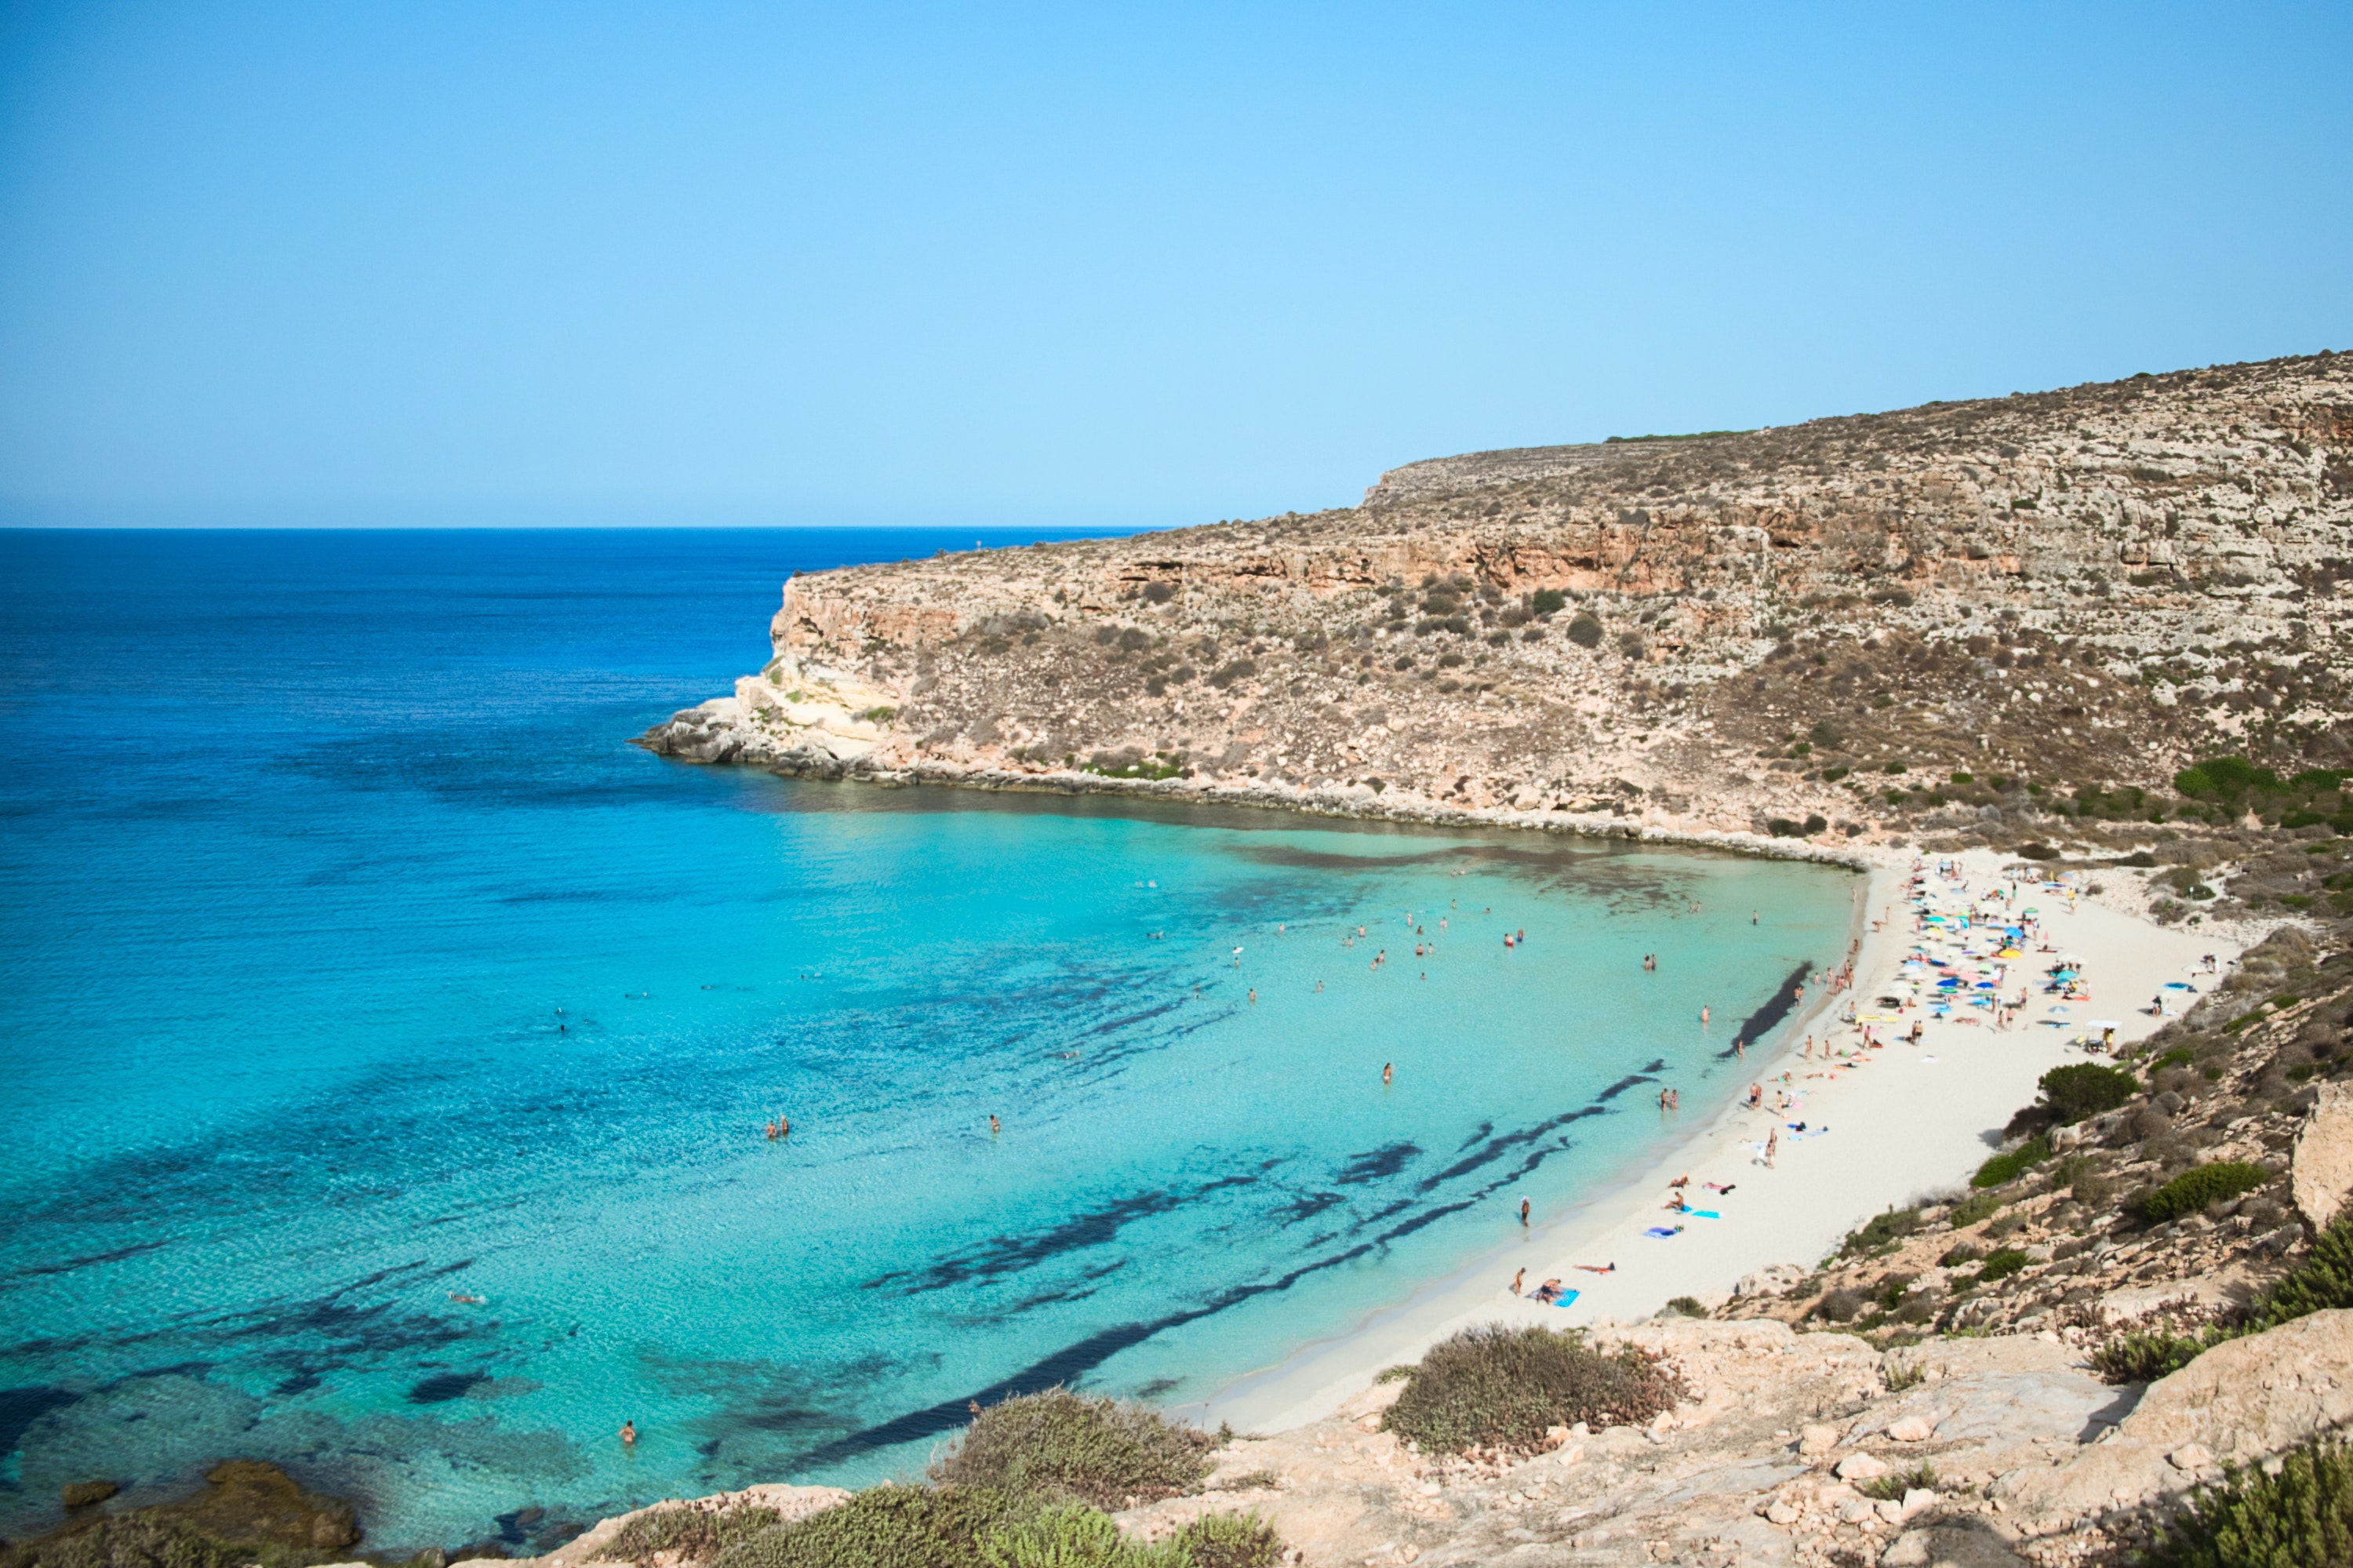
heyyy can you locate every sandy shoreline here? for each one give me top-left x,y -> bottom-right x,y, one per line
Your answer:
1194,846 -> 2238,1437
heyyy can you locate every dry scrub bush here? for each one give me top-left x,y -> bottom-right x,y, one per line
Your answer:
1380,1325 -> 1682,1455
930,1389 -> 1213,1510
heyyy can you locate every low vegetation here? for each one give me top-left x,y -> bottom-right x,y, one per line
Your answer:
2038,1062 -> 2140,1122
2092,1331 -> 2209,1384
2139,1162 -> 2268,1224
0,1516 -> 239,1568
1381,1325 -> 1682,1454
599,1504 -> 784,1565
712,1486 -> 1034,1568
931,1388 -> 1215,1510
2144,1432 -> 2353,1568
1857,1464 -> 1937,1503
1971,1134 -> 2050,1189
708,1483 -> 1277,1568
977,1507 -> 1278,1568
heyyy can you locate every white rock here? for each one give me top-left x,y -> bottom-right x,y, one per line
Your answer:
1838,1452 -> 1891,1481
1736,1262 -> 1807,1297
2169,1443 -> 2216,1471
1900,1487 -> 1939,1519
1888,1415 -> 1937,1442
2294,1082 -> 2353,1231
1798,1423 -> 1841,1455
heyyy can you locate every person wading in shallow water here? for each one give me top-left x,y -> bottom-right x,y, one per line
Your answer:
1382,1062 -> 1394,1086
1519,1197 -> 1531,1226
620,1421 -> 636,1447
989,1115 -> 1000,1136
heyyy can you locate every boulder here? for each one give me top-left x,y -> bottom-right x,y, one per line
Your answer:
2113,1308 -> 2353,1461
60,1481 -> 118,1508
1837,1453 -> 1889,1481
2293,1081 -> 2353,1231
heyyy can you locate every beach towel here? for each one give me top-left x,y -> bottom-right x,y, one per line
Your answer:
1687,1210 -> 1722,1219
1643,1225 -> 1683,1239
1551,1290 -> 1581,1309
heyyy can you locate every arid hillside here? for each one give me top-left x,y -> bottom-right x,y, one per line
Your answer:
643,352 -> 2353,883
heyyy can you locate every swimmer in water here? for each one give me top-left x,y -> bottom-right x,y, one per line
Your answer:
620,1421 -> 636,1446
1382,1062 -> 1394,1086
1248,988 -> 1257,1003
1701,1005 -> 1711,1025
989,1115 -> 1000,1135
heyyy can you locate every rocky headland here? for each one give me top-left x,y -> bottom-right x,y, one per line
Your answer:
642,351 -> 2353,904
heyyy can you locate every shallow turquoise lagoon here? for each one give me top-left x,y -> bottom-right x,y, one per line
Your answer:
0,529 -> 1853,1549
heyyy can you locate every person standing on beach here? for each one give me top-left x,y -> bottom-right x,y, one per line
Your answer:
1765,1128 -> 1779,1167
1510,1268 -> 1525,1296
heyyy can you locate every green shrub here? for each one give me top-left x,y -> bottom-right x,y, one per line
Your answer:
1664,1296 -> 1706,1317
599,1506 -> 783,1564
1838,1206 -> 1922,1257
2140,1162 -> 2268,1224
1162,1512 -> 1282,1568
1381,1325 -> 1682,1454
713,1487 -> 1030,1568
1564,613 -> 1602,648
976,1504 -> 1181,1568
2144,1432 -> 2353,1568
2248,1210 -> 2353,1330
2092,1331 -> 2209,1384
1939,1242 -> 1982,1268
1972,1135 -> 2050,1189
932,1390 -> 1212,1510
1946,1192 -> 2002,1228
2039,1063 -> 2140,1123
1531,588 -> 1567,616
1857,1464 -> 1937,1503
1975,1248 -> 2031,1283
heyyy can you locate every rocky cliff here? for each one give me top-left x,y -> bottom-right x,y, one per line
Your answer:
641,352 -> 2353,861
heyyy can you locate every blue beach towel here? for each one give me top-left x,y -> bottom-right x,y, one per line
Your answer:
1551,1290 -> 1580,1309
1643,1225 -> 1683,1239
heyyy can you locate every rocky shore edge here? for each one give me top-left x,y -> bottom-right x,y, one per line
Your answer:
633,711 -> 1876,873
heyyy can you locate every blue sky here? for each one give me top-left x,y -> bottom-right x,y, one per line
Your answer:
0,2 -> 2347,528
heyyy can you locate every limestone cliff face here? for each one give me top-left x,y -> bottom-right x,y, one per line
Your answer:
640,352 -> 2353,844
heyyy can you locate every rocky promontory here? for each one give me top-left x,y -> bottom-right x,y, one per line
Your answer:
642,352 -> 2353,875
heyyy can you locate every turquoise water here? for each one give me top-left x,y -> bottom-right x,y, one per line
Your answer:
0,529 -> 1853,1552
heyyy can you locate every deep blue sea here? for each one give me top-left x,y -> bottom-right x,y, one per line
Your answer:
0,529 -> 1854,1552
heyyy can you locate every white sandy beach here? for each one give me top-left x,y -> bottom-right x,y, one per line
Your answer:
1198,846 -> 2240,1437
